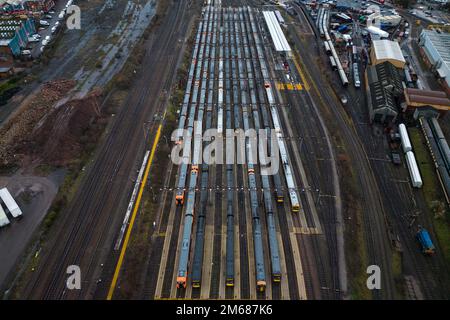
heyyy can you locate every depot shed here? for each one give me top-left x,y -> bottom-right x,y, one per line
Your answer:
370,40 -> 406,69
403,88 -> 450,115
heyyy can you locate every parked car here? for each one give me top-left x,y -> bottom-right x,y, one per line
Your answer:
40,20 -> 50,26
28,37 -> 39,43
21,50 -> 31,55
391,152 -> 401,165
44,14 -> 53,19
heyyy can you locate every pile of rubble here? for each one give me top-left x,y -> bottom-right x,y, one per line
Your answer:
0,79 -> 78,166
22,88 -> 104,166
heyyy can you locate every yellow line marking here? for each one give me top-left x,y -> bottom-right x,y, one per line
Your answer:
292,54 -> 310,91
107,124 -> 163,300
275,82 -> 304,91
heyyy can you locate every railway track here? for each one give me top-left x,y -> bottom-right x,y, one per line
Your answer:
144,0 -> 333,300
287,7 -> 397,298
22,0 -> 191,300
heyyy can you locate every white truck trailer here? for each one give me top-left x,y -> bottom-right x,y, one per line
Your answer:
0,188 -> 22,218
0,204 -> 10,227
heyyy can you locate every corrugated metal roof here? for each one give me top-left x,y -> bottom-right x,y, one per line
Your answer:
263,11 -> 291,52
420,30 -> 450,84
408,94 -> 450,107
405,88 -> 448,98
372,39 -> 406,65
405,88 -> 450,109
420,30 -> 450,65
369,81 -> 397,112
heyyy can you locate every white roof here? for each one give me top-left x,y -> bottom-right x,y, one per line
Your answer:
0,188 -> 22,218
263,11 -> 291,52
0,204 -> 10,227
0,0 -> 24,5
371,39 -> 405,64
367,26 -> 389,39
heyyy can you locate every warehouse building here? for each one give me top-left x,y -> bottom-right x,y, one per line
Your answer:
263,11 -> 292,55
418,29 -> 450,95
402,88 -> 450,117
370,39 -> 406,69
365,61 -> 404,124
0,17 -> 36,71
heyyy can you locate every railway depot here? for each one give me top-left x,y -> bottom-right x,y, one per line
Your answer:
1,0 -> 450,304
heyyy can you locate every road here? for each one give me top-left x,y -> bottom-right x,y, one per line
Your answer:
18,0 -> 196,299
30,1 -> 70,58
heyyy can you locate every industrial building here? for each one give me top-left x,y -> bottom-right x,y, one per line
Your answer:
402,88 -> 450,115
0,16 -> 36,71
370,39 -> 406,69
262,11 -> 292,54
365,61 -> 404,124
418,29 -> 450,95
379,15 -> 402,28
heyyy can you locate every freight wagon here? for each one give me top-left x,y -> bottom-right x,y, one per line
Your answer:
416,228 -> 435,255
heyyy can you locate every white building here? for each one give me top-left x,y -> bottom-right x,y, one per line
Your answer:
370,39 -> 406,68
419,30 -> 450,93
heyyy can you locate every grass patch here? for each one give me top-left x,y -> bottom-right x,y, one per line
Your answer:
409,127 -> 450,267
0,76 -> 23,106
338,150 -> 371,300
34,164 -> 58,176
392,250 -> 405,299
0,163 -> 19,175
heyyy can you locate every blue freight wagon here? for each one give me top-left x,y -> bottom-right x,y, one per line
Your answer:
416,228 -> 436,255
